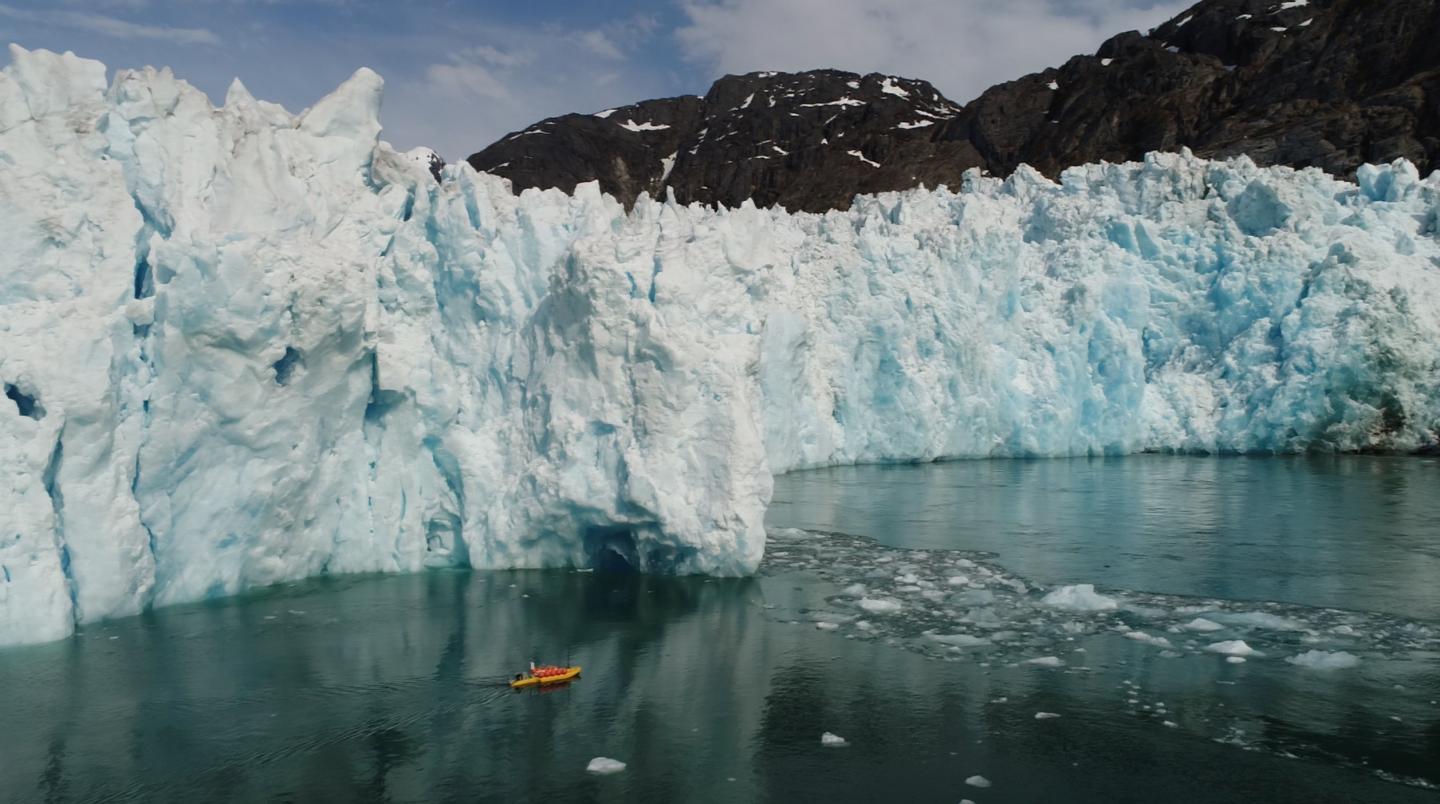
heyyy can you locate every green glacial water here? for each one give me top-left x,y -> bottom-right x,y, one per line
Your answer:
0,456 -> 1436,802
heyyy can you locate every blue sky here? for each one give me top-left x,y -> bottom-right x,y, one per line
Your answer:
1,0 -> 1190,160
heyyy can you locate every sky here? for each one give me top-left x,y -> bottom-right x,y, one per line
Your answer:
1,0 -> 1192,161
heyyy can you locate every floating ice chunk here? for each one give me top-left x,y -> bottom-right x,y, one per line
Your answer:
821,732 -> 848,746
946,576 -> 970,586
1226,656 -> 1247,664
586,757 -> 627,774
1034,712 -> 1061,719
1182,617 -> 1224,632
858,598 -> 903,614
962,608 -> 1004,629
1025,656 -> 1064,667
1207,640 -> 1260,657
1163,720 -> 1178,728
816,622 -> 839,631
1041,585 -> 1119,612
965,775 -> 992,788
1286,650 -> 1360,670
928,633 -> 991,648
841,583 -> 868,597
1123,631 -> 1174,648
1212,612 -> 1307,631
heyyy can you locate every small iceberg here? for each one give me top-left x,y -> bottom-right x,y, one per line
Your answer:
1205,640 -> 1260,657
1286,650 -> 1360,670
1041,584 -> 1119,612
586,757 -> 627,774
821,732 -> 848,747
858,597 -> 903,614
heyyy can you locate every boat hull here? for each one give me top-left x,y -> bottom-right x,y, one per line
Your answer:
510,667 -> 582,689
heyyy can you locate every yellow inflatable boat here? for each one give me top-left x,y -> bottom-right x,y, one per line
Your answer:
510,666 -> 582,689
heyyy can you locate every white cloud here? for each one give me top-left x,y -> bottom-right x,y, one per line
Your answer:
676,0 -> 1189,104
577,29 -> 624,60
0,3 -> 219,46
425,59 -> 509,100
389,14 -> 675,159
464,44 -> 531,69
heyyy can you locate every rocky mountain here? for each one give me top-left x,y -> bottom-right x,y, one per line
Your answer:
465,0 -> 1439,212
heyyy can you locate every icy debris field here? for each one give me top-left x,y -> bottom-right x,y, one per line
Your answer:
762,527 -> 1440,668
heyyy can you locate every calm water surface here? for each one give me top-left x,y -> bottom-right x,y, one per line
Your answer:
0,456 -> 1435,802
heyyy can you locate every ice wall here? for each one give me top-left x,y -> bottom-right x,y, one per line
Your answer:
3,46 -> 1438,645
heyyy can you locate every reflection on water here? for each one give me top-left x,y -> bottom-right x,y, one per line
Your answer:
770,455 -> 1440,619
0,567 -> 1434,802
0,456 -> 1436,802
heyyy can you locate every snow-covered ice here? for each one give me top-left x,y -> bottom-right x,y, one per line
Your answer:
5,47 -> 1440,645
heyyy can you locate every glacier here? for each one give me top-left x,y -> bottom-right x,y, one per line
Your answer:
2,45 -> 1439,646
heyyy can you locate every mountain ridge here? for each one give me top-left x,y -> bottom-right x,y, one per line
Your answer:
465,0 -> 1440,212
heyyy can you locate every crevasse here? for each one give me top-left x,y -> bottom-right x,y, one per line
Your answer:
2,47 -> 1438,646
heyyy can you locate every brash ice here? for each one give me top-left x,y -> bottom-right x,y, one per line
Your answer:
3,47 -> 1439,646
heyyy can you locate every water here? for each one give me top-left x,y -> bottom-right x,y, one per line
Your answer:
770,455 -> 1440,620
0,457 -> 1436,802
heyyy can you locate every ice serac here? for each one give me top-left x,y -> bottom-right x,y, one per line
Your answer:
3,48 -> 1440,646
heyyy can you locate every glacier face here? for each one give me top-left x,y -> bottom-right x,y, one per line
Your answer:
2,46 -> 1439,646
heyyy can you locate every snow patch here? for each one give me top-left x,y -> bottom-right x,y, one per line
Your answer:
619,119 -> 670,132
846,150 -> 881,168
879,77 -> 910,98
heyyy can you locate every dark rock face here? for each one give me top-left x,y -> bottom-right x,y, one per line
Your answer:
422,150 -> 446,182
466,0 -> 1440,211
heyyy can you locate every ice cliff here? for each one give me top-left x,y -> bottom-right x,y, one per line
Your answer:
3,47 -> 1439,646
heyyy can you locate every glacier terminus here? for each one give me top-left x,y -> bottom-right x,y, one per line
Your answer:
2,46 -> 1439,647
